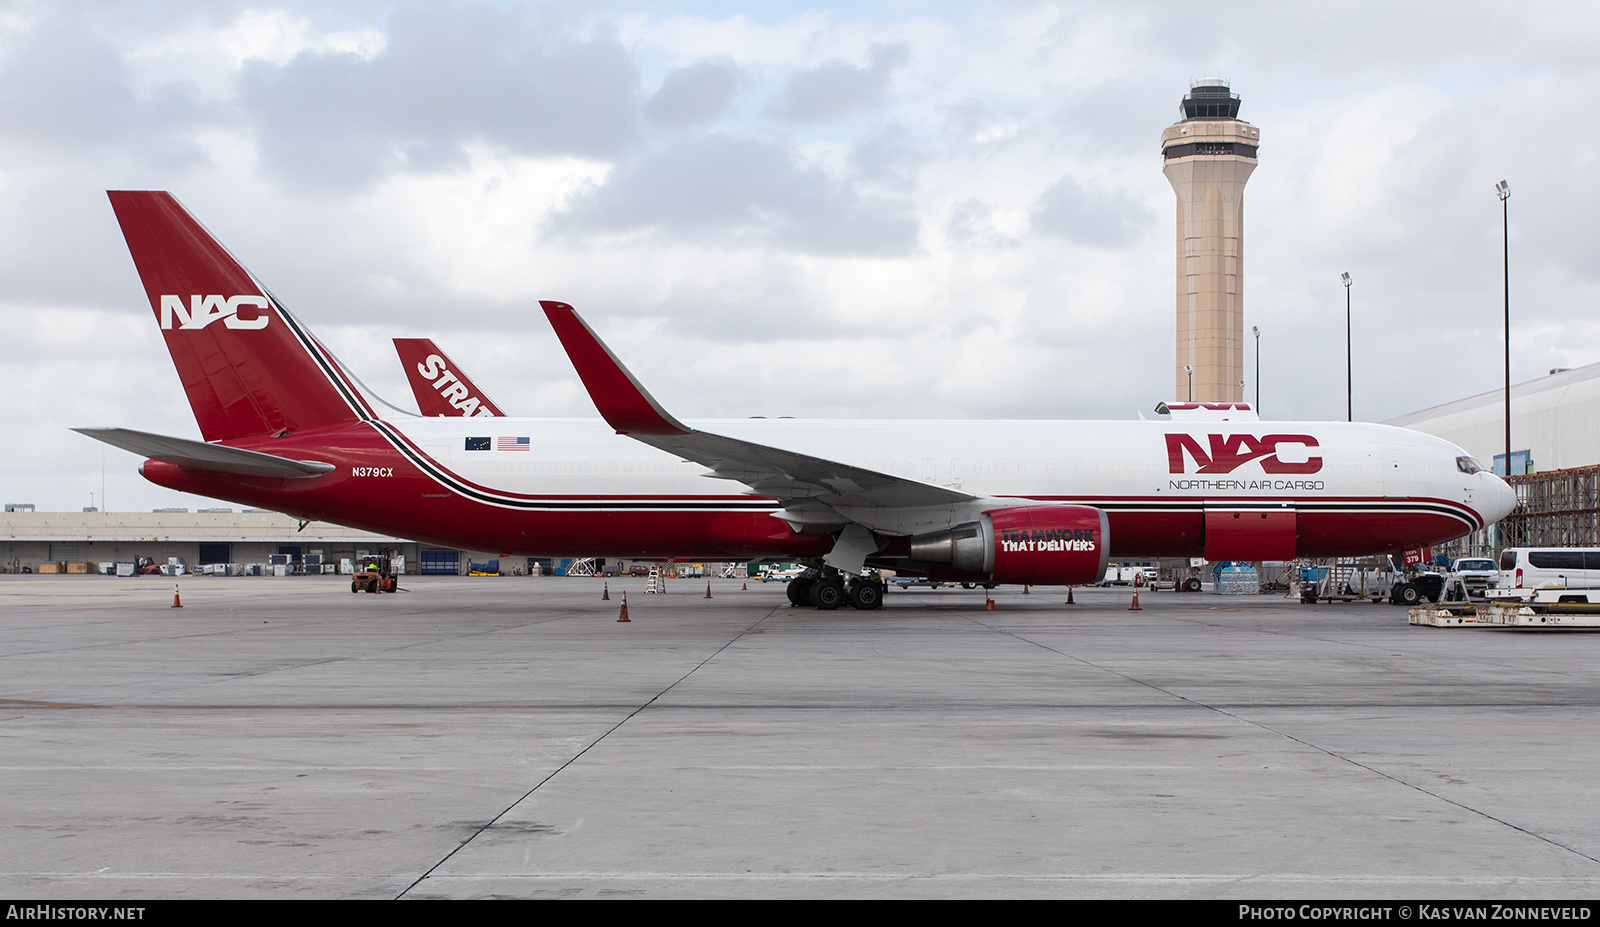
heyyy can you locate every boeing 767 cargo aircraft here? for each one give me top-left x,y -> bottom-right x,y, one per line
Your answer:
77,191 -> 1515,609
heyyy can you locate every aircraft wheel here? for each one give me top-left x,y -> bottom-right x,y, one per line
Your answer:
787,579 -> 813,607
847,581 -> 883,610
810,579 -> 845,610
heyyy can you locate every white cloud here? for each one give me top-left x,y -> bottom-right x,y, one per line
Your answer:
220,8 -> 386,66
121,7 -> 386,103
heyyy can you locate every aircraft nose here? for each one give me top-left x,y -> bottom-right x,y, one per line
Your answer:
1481,472 -> 1517,525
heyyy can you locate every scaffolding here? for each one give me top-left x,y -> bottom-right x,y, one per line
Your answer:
1436,464 -> 1600,560
1501,464 -> 1600,548
1436,525 -> 1497,561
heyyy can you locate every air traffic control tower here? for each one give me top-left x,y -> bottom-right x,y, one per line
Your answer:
1162,80 -> 1260,402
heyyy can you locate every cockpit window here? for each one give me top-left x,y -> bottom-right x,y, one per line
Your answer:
1456,456 -> 1486,474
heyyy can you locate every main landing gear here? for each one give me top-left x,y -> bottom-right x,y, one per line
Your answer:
787,567 -> 885,610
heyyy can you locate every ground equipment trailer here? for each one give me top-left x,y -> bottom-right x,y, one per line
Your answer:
1299,556 -> 1444,606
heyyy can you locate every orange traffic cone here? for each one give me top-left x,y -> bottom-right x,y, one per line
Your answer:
1129,592 -> 1141,611
1067,586 -> 1075,605
705,582 -> 713,599
171,584 -> 182,608
741,581 -> 747,591
602,582 -> 610,601
1023,585 -> 1030,595
618,591 -> 630,622
985,598 -> 995,611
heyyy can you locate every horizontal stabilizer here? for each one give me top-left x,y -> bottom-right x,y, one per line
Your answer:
73,427 -> 335,479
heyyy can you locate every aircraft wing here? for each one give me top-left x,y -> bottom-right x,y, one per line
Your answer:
540,301 -> 972,514
73,427 -> 336,479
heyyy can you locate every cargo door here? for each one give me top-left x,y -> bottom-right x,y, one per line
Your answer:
1204,505 -> 1296,561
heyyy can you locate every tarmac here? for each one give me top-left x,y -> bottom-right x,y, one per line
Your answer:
3,574 -> 1600,900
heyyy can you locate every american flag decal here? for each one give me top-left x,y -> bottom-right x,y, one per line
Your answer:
497,436 -> 530,451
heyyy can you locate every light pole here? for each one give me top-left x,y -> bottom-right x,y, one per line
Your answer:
1251,325 -> 1260,414
1341,272 -> 1352,422
1497,179 -> 1511,476
1184,364 -> 1193,402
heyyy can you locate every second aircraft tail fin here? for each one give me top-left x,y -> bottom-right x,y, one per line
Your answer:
392,338 -> 505,417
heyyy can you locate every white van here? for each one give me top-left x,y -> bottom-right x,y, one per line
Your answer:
1496,548 -> 1600,591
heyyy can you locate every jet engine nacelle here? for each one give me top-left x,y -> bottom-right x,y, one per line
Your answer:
907,504 -> 1110,586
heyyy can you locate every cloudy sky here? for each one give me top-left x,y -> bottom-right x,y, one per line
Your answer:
3,0 -> 1597,512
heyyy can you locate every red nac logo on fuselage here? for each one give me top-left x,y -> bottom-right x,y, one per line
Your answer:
159,295 -> 270,330
1166,434 -> 1322,475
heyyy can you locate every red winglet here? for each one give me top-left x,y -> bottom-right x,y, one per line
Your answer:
540,301 -> 689,436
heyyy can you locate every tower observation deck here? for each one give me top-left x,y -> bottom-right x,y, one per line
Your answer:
1162,80 -> 1260,402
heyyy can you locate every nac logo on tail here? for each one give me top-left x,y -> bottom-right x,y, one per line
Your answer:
159,295 -> 271,330
417,354 -> 496,418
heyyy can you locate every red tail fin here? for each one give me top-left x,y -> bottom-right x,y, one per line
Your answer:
392,338 -> 505,417
107,191 -> 369,442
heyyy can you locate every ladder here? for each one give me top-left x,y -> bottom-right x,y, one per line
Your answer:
1314,558 -> 1380,601
646,567 -> 665,594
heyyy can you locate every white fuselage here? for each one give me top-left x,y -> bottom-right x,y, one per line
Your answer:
386,415 -> 1514,539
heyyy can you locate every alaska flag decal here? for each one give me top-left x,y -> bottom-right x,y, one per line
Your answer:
465,437 -> 491,451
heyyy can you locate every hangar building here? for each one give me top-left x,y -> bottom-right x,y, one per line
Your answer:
1387,361 -> 1600,550
1385,362 -> 1600,477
